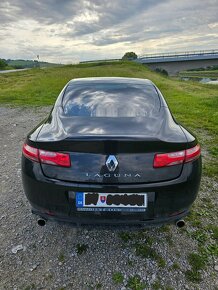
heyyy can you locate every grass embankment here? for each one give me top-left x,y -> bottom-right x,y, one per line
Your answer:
179,69 -> 218,79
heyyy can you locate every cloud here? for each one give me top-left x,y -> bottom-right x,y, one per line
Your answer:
0,0 -> 217,62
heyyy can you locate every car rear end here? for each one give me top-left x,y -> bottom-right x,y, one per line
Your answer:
21,78 -> 202,226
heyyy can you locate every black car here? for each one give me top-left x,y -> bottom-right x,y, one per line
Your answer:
22,77 -> 201,227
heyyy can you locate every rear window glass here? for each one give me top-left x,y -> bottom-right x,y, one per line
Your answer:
63,83 -> 160,117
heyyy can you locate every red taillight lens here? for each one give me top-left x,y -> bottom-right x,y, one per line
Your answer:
153,144 -> 201,168
22,144 -> 39,162
185,144 -> 201,163
22,144 -> 71,167
154,150 -> 185,168
39,149 -> 71,167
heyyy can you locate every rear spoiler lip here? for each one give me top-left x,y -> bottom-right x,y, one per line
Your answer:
26,138 -> 189,154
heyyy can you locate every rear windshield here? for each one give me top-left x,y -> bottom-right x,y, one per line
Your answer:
63,83 -> 160,117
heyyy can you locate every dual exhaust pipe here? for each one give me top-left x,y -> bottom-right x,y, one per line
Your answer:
175,219 -> 185,228
37,218 -> 186,228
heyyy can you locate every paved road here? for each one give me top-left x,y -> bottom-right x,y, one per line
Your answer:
0,68 -> 30,74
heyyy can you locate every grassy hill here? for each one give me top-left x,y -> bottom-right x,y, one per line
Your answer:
0,61 -> 217,176
5,59 -> 60,69
0,61 -> 217,130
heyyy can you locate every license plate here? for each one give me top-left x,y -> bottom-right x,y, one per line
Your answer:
76,192 -> 147,212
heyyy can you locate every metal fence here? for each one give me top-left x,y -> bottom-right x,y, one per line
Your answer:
139,49 -> 218,60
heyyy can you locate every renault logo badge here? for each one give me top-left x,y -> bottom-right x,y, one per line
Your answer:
106,155 -> 118,172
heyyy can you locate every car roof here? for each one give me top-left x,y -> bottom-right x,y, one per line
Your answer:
68,77 -> 154,86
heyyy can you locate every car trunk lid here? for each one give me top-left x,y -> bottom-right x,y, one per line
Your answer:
36,107 -> 187,184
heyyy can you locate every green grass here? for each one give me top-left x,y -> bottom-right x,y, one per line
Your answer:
209,225 -> 218,240
23,284 -> 36,290
152,280 -> 174,290
188,252 -> 206,270
127,275 -> 146,290
152,280 -> 163,290
185,252 -> 207,282
184,215 -> 218,283
119,231 -> 134,242
76,243 -> 88,255
0,61 -> 217,177
112,272 -> 124,284
119,230 -> 153,245
170,262 -> 180,271
58,251 -> 65,263
179,69 -> 218,79
135,243 -> 166,268
1,60 -> 217,132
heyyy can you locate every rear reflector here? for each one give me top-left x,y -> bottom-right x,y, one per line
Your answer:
154,144 -> 201,168
22,144 -> 71,167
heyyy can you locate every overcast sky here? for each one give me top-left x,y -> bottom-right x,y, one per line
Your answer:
0,0 -> 217,63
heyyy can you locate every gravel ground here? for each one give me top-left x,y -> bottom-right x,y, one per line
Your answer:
0,107 -> 217,290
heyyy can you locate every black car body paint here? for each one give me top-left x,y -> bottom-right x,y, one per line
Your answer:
22,77 -> 201,226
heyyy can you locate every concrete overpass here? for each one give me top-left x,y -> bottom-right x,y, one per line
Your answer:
136,49 -> 218,75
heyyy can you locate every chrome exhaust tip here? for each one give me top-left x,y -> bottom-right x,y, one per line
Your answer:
37,218 -> 47,226
176,219 -> 185,228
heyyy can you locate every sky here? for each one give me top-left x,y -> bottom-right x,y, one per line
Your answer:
0,0 -> 217,63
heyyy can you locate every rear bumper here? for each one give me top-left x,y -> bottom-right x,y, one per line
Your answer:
32,208 -> 189,228
22,156 -> 201,226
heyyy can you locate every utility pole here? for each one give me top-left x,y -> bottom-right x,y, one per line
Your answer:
37,55 -> 40,68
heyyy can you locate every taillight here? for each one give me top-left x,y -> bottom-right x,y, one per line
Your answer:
153,144 -> 200,168
22,144 -> 39,162
154,150 -> 185,168
22,144 -> 71,167
39,149 -> 71,167
185,144 -> 201,163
